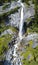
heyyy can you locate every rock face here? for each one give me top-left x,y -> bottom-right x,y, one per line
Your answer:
9,2 -> 35,28
17,33 -> 38,63
0,1 -> 35,27
0,1 -> 37,65
0,2 -> 20,15
20,33 -> 38,48
1,29 -> 13,35
0,1 -> 35,36
3,33 -> 38,65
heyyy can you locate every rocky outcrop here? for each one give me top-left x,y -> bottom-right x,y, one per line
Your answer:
0,1 -> 35,28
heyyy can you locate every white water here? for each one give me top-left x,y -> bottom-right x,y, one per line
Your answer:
4,0 -> 22,65
11,0 -> 24,64
19,6 -> 23,40
12,0 -> 23,64
4,0 -> 35,65
18,0 -> 24,40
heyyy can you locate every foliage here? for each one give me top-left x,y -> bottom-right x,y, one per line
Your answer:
0,23 -> 9,34
0,0 -> 38,64
0,0 -> 17,4
30,0 -> 38,33
25,0 -> 38,33
0,34 -> 12,60
2,3 -> 10,10
21,40 -> 38,65
0,6 -> 20,17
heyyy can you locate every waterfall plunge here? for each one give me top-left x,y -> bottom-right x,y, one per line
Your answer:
18,1 -> 24,40
4,0 -> 35,65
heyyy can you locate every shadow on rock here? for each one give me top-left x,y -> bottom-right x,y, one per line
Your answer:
4,60 -> 11,65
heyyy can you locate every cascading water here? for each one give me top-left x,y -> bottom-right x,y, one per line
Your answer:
4,0 -> 35,65
18,0 -> 24,40
19,4 -> 24,40
12,0 -> 23,65
4,1 -> 23,65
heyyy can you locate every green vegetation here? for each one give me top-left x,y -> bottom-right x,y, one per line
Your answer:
0,0 -> 38,64
9,26 -> 18,32
0,6 -> 20,17
29,22 -> 38,33
0,24 -> 18,61
0,19 -> 18,61
21,40 -> 38,65
0,34 -> 12,60
0,0 -> 18,4
0,18 -> 18,34
2,3 -> 10,10
22,6 -> 38,63
25,0 -> 38,33
30,0 -> 38,33
0,23 -> 9,34
22,0 -> 38,33
0,0 -> 13,3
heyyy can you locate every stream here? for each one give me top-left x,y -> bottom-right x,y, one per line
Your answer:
4,0 -> 23,65
0,0 -> 37,65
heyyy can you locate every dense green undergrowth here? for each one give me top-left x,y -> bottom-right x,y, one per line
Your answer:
0,0 -> 15,4
21,0 -> 38,65
0,19 -> 18,61
21,40 -> 38,65
0,34 -> 12,60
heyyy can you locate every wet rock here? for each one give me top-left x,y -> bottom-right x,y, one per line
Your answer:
22,22 -> 27,35
8,1 -> 35,28
4,60 -> 11,65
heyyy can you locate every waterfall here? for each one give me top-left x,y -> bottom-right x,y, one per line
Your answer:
19,5 -> 23,40
18,0 -> 24,40
4,0 -> 35,65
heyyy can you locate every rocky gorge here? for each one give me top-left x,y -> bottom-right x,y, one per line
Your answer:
0,0 -> 38,65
